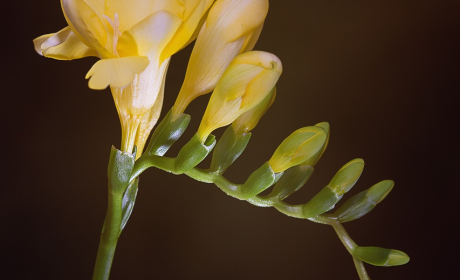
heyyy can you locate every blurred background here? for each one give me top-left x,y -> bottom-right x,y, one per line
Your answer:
2,0 -> 459,279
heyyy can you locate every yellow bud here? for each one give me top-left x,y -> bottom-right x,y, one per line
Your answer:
268,126 -> 327,173
197,51 -> 282,142
301,122 -> 330,166
172,0 -> 269,118
232,87 -> 276,134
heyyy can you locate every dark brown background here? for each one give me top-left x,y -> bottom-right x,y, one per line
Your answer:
2,1 -> 459,279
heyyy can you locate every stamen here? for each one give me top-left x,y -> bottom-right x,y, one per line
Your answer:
102,13 -> 121,56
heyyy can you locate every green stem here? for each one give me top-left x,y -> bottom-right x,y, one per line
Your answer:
327,219 -> 357,254
92,191 -> 123,280
353,257 -> 371,280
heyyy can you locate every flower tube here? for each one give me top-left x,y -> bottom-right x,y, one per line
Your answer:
34,0 -> 214,153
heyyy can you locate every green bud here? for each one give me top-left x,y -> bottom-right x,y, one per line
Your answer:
145,109 -> 191,156
335,180 -> 394,222
107,146 -> 136,195
265,165 -> 314,201
241,162 -> 283,199
329,158 -> 364,196
353,246 -> 410,267
210,125 -> 251,174
175,134 -> 216,174
268,126 -> 327,173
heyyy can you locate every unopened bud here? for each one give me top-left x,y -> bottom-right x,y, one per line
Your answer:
329,158 -> 364,196
172,0 -> 269,117
232,87 -> 276,134
197,51 -> 282,142
268,126 -> 327,173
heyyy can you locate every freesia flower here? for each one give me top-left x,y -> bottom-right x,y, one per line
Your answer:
172,0 -> 269,119
34,0 -> 213,154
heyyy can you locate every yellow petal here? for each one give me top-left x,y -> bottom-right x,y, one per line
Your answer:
61,0 -> 111,58
33,33 -> 54,56
160,0 -> 210,62
85,56 -> 149,89
117,11 -> 182,57
171,0 -> 267,117
207,0 -> 268,43
40,27 -> 72,50
43,30 -> 98,60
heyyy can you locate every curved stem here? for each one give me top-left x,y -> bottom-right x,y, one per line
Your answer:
353,257 -> 371,280
92,191 -> 123,280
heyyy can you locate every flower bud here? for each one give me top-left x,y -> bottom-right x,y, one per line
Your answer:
268,126 -> 327,173
197,51 -> 282,142
172,0 -> 269,117
329,158 -> 364,196
232,87 -> 276,134
353,246 -> 410,267
334,180 -> 394,222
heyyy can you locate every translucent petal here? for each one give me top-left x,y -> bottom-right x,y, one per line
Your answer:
33,33 -> 55,56
85,56 -> 149,89
41,27 -> 72,50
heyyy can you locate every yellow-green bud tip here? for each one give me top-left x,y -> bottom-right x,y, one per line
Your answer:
387,250 -> 410,266
269,126 -> 327,173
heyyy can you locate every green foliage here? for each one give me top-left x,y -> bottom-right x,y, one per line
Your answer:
210,125 -> 251,174
126,106 -> 409,280
175,134 -> 216,174
145,109 -> 191,156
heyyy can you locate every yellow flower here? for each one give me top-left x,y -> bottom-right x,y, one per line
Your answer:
197,51 -> 282,142
33,0 -> 213,154
172,0 -> 269,119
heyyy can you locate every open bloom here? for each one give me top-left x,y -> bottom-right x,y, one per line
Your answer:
34,0 -> 213,154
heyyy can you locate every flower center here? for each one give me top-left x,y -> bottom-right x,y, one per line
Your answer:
102,13 -> 122,57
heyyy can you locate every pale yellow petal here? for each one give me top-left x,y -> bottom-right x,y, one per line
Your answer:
85,56 -> 149,89
160,0 -> 208,61
117,11 -> 182,57
207,0 -> 268,42
171,0 -> 267,117
105,0 -> 184,32
40,27 -> 72,50
43,32 -> 99,60
61,0 -> 111,58
241,23 -> 263,53
134,83 -> 165,158
33,33 -> 54,56
111,58 -> 170,117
